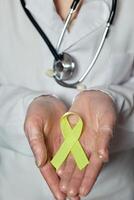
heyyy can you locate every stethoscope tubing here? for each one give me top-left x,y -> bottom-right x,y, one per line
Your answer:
20,0 -> 61,61
78,23 -> 110,83
20,0 -> 117,89
54,1 -> 117,88
54,0 -> 117,89
20,0 -> 80,61
56,8 -> 75,52
107,0 -> 117,25
54,23 -> 110,89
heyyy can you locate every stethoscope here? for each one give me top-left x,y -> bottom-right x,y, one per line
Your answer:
20,0 -> 117,90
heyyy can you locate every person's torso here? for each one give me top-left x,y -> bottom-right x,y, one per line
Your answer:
0,0 -> 134,105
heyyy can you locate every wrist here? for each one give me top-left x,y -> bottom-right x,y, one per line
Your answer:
73,89 -> 114,104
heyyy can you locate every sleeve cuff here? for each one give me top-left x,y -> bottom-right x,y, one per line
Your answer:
82,85 -> 126,115
22,91 -> 58,116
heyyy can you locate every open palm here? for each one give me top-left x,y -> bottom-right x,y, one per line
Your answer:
58,91 -> 117,198
24,95 -> 67,200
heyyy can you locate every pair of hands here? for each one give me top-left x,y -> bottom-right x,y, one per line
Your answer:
24,91 -> 117,200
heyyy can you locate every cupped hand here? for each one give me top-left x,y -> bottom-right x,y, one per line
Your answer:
58,91 -> 117,198
24,95 -> 68,200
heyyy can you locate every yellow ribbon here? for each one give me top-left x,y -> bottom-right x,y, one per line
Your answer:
51,112 -> 89,170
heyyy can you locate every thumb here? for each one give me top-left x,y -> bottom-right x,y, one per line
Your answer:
25,120 -> 47,167
97,127 -> 114,162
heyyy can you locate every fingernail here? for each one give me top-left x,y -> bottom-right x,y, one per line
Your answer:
98,152 -> 109,163
68,189 -> 76,197
98,154 -> 104,159
60,184 -> 67,193
57,169 -> 63,176
55,193 -> 66,200
98,148 -> 105,155
98,149 -> 106,158
79,187 -> 86,197
35,159 -> 42,168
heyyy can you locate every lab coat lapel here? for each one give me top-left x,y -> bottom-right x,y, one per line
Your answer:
25,0 -> 110,49
25,0 -> 63,31
63,0 -> 110,50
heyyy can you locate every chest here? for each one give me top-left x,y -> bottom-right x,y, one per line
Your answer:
0,0 -> 133,90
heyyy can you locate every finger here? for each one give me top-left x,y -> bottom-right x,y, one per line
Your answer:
79,153 -> 103,197
57,162 -> 66,177
67,166 -> 85,197
60,155 -> 76,193
25,121 -> 47,167
97,127 -> 113,162
40,162 -> 66,200
54,127 -> 66,178
68,196 -> 81,200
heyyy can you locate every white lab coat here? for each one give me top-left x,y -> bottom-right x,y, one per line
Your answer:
0,0 -> 134,199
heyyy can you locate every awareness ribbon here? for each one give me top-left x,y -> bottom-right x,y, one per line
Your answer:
51,112 -> 89,170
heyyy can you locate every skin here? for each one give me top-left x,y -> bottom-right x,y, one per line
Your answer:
24,91 -> 117,200
54,0 -> 83,23
24,1 -> 117,200
58,91 -> 117,198
54,0 -> 74,20
24,96 -> 67,200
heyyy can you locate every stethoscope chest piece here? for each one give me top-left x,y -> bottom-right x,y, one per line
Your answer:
53,52 -> 77,81
21,0 -> 117,89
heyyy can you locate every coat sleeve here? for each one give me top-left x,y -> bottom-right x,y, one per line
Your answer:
89,65 -> 134,153
0,84 -> 50,156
